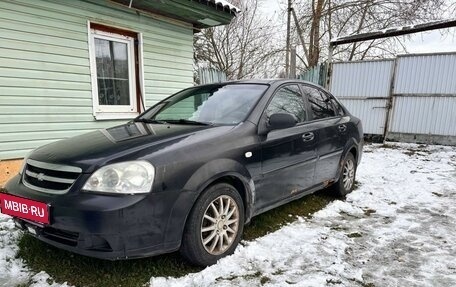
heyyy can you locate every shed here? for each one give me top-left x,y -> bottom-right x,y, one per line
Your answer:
0,0 -> 238,185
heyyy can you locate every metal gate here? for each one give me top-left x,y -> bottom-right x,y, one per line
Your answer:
330,60 -> 394,135
329,53 -> 456,145
388,53 -> 456,144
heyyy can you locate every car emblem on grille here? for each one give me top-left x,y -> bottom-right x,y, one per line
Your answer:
36,173 -> 45,182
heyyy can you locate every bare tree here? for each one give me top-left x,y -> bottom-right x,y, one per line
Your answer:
308,0 -> 325,67
291,0 -> 449,68
194,0 -> 452,80
194,0 -> 283,80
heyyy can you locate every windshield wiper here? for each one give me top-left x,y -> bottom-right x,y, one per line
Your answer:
161,119 -> 212,126
134,118 -> 169,124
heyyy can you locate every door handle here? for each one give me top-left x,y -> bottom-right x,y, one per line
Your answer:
338,124 -> 347,132
302,132 -> 314,142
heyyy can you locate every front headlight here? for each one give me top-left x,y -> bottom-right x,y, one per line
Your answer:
82,161 -> 155,194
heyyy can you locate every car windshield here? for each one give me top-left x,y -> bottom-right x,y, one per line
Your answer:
138,84 -> 268,125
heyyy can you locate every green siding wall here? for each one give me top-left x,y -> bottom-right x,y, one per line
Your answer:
0,0 -> 194,160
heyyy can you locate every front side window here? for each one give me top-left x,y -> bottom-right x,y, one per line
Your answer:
90,25 -> 138,118
265,85 -> 307,123
301,85 -> 336,120
140,84 -> 268,125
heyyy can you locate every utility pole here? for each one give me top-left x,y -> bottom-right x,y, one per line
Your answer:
285,0 -> 291,78
290,47 -> 296,78
291,7 -> 309,66
326,44 -> 334,89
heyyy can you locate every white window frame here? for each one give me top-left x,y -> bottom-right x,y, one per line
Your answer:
89,25 -> 140,120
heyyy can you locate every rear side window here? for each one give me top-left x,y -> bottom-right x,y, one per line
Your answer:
265,85 -> 307,123
330,96 -> 345,116
301,85 -> 337,120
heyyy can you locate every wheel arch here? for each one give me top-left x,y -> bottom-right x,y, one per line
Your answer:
348,145 -> 358,162
183,158 -> 256,223
199,173 -> 254,223
164,159 -> 256,246
335,138 -> 361,182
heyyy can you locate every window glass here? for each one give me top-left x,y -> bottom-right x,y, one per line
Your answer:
156,96 -> 195,120
302,86 -> 336,119
265,85 -> 307,123
147,84 -> 267,125
95,38 -> 130,105
90,25 -> 139,119
330,97 -> 345,116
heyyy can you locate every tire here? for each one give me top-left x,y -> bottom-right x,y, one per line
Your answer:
332,152 -> 357,197
180,183 -> 244,266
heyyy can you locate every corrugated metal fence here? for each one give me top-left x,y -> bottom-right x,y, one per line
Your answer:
389,54 -> 456,143
330,53 -> 456,145
198,67 -> 227,84
331,60 -> 394,135
298,63 -> 327,86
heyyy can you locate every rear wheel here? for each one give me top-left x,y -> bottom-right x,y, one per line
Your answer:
180,183 -> 244,266
332,152 -> 357,197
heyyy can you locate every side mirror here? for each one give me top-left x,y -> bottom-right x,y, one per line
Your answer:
268,113 -> 297,130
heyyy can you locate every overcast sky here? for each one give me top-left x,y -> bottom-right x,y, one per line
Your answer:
259,0 -> 456,54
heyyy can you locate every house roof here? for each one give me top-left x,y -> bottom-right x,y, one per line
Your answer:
208,0 -> 240,13
112,0 -> 239,29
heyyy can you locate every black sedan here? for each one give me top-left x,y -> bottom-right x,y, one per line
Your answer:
1,79 -> 363,266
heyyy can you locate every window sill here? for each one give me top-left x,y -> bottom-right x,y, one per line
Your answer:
94,112 -> 139,121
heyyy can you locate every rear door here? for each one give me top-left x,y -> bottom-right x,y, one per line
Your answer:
256,84 -> 318,210
300,85 -> 349,185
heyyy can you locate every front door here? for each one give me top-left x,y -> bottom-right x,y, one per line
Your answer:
256,85 -> 318,210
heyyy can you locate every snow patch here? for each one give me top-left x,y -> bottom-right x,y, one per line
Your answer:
29,272 -> 71,287
0,213 -> 30,286
211,0 -> 240,13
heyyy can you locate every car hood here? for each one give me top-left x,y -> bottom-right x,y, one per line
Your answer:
29,122 -> 234,172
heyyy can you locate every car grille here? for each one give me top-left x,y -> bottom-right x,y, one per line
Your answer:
23,159 -> 82,194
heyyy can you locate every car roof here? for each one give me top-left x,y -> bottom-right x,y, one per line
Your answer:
197,79 -> 320,87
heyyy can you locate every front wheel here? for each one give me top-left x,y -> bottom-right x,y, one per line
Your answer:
180,183 -> 244,266
332,152 -> 357,197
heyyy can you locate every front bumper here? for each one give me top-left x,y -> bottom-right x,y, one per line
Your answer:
4,175 -> 189,260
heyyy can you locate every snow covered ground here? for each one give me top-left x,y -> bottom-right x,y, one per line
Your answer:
1,143 -> 456,287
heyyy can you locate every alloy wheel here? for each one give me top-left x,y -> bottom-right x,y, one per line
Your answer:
200,195 -> 240,255
342,158 -> 355,190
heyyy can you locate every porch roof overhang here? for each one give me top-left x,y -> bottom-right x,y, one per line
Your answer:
111,0 -> 239,29
330,19 -> 456,46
